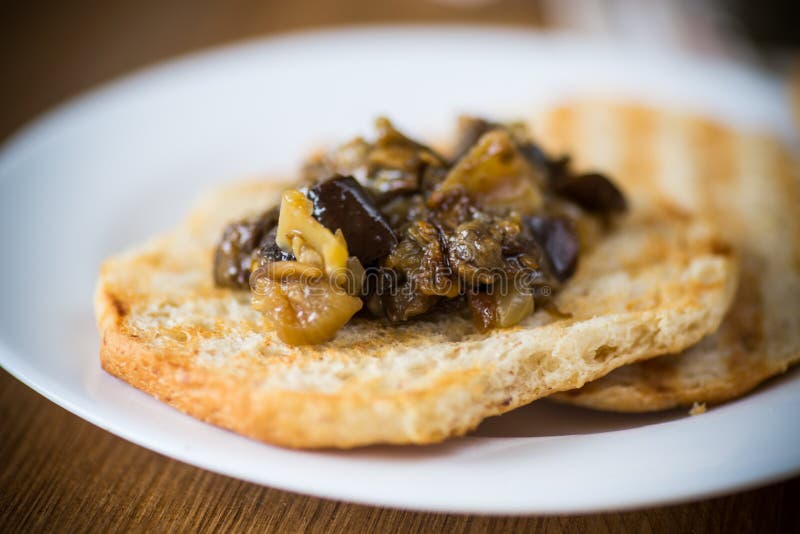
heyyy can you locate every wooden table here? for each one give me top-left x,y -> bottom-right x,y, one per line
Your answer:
2,1 -> 799,531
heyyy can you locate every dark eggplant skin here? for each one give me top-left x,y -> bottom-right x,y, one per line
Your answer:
308,175 -> 398,265
213,207 -> 293,289
525,215 -> 580,282
452,116 -> 627,216
554,172 -> 628,214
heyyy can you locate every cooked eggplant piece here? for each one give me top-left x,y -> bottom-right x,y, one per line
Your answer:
308,175 -> 398,264
526,215 -> 580,282
554,172 -> 628,214
256,231 -> 295,265
369,117 -> 449,196
445,218 -> 506,287
444,210 -> 556,291
519,145 -> 572,187
368,117 -> 439,197
379,193 -> 428,232
466,290 -> 495,331
301,136 -> 370,186
452,116 -> 497,162
453,116 -> 565,180
214,207 -> 291,289
431,130 -> 544,216
302,118 -> 448,201
379,220 -> 456,322
517,140 -> 551,171
380,276 -> 441,323
214,220 -> 264,289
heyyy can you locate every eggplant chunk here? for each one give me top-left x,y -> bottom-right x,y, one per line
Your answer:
308,175 -> 398,264
214,207 -> 291,289
431,130 -> 544,215
526,215 -> 580,282
555,172 -> 628,214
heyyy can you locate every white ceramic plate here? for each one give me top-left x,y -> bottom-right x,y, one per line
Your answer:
1,27 -> 798,515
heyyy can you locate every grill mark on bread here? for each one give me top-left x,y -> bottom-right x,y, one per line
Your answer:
575,102 -> 618,173
540,105 -> 576,156
618,105 -> 659,195
652,111 -> 702,213
691,118 -> 738,229
551,101 -> 800,413
108,292 -> 128,321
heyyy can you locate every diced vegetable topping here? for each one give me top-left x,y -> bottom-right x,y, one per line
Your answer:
214,116 -> 628,345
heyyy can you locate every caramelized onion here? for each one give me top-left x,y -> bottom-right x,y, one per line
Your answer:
467,289 -> 535,332
493,290 -> 535,328
276,190 -> 349,276
251,271 -> 362,346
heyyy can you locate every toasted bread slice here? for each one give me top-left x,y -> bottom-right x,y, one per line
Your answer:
96,171 -> 736,448
540,101 -> 800,412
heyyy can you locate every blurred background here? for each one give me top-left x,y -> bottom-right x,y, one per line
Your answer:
1,0 -> 798,142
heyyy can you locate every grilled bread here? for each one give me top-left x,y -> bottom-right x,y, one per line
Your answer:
96,173 -> 736,447
539,101 -> 800,412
